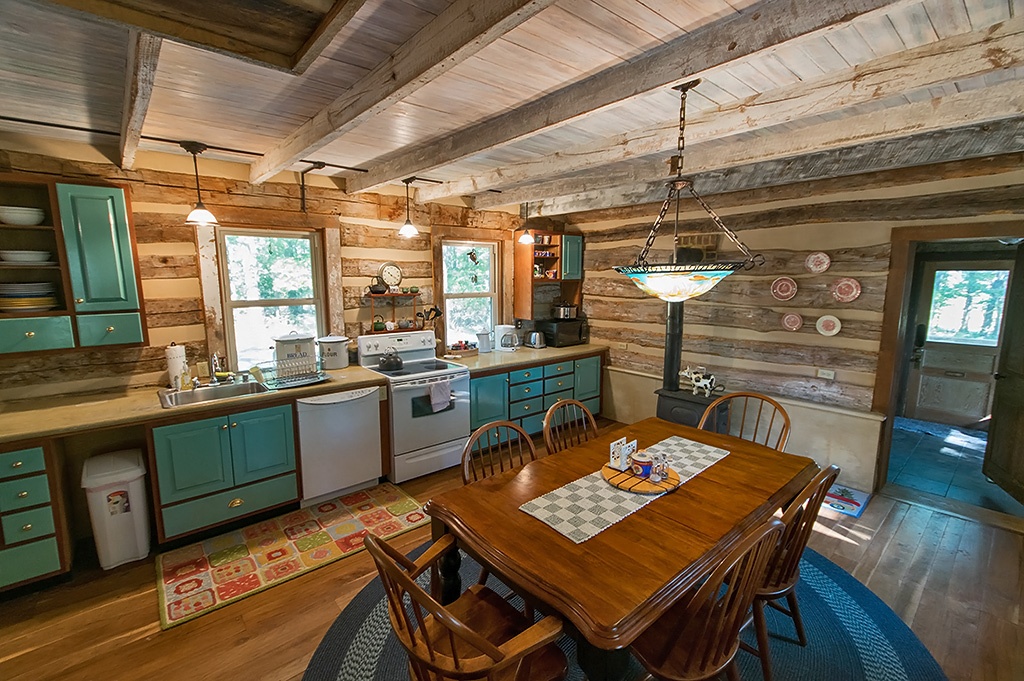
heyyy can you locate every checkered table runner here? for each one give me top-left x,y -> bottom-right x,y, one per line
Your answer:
519,436 -> 730,543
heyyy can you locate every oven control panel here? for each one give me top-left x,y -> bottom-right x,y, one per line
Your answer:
357,330 -> 438,363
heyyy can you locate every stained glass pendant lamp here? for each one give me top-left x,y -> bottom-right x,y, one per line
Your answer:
180,141 -> 218,227
614,79 -> 762,302
399,178 -> 419,238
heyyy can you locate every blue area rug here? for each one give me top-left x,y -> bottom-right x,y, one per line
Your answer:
303,545 -> 946,681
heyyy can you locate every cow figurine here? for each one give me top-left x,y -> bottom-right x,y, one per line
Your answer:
680,365 -> 717,397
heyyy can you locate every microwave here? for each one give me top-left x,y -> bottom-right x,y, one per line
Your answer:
534,319 -> 589,347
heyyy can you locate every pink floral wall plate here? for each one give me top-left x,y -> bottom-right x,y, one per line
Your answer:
771,276 -> 798,301
816,315 -> 842,336
781,312 -> 803,331
831,277 -> 861,303
805,252 -> 831,274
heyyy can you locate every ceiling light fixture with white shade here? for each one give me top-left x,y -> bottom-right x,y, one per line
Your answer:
613,79 -> 763,302
180,141 -> 219,227
517,202 -> 536,244
399,178 -> 419,238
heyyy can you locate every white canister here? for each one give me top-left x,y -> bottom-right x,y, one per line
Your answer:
317,334 -> 350,369
272,331 -> 316,363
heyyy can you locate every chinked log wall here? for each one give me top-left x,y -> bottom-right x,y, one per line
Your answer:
569,153 -> 1024,412
0,149 -> 519,400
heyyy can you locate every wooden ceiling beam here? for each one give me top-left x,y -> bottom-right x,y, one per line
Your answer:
119,30 -> 161,171
247,0 -> 557,184
418,16 -> 1024,203
344,0 -> 914,194
478,113 -> 1024,217
291,0 -> 369,75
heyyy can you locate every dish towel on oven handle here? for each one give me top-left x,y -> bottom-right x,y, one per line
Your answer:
428,379 -> 452,413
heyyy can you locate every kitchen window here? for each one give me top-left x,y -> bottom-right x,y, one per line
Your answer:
217,228 -> 324,370
442,240 -> 499,344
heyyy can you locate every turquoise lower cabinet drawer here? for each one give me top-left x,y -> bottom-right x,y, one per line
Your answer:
509,367 -> 541,385
543,390 -> 574,410
543,362 -> 573,377
544,375 -> 572,394
519,413 -> 545,435
581,397 -> 600,416
0,537 -> 61,589
161,473 -> 297,539
2,505 -> 55,543
0,474 -> 51,513
77,312 -> 144,347
0,447 -> 46,481
509,380 -> 542,402
0,316 -> 74,354
509,396 -> 544,419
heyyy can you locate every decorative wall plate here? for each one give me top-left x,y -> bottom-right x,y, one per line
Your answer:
831,277 -> 861,303
805,252 -> 831,274
816,314 -> 842,336
781,312 -> 803,331
771,276 -> 798,301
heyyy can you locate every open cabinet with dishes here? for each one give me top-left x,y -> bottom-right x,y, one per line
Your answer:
0,173 -> 146,355
513,230 -> 583,320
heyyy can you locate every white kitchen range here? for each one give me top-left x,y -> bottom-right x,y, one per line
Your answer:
357,330 -> 470,483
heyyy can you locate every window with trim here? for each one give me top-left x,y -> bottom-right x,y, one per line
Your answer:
442,240 -> 498,344
926,268 -> 1010,347
218,228 -> 324,370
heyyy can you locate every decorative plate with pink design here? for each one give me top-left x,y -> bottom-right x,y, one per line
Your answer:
771,276 -> 798,301
781,313 -> 803,331
831,277 -> 861,303
805,252 -> 831,274
816,315 -> 842,336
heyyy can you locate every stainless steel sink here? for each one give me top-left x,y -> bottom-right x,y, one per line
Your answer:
158,381 -> 272,408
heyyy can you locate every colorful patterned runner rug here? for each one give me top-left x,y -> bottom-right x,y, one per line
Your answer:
156,482 -> 427,629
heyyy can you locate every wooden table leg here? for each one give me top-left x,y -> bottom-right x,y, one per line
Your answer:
576,639 -> 632,681
431,517 -> 461,604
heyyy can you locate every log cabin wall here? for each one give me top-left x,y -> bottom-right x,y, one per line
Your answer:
0,148 -> 519,401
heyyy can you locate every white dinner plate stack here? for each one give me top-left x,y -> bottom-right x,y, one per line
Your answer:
0,282 -> 58,312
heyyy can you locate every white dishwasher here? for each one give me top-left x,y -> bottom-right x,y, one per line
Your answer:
296,386 -> 382,506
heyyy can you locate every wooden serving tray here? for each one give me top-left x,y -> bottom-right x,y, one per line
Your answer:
601,464 -> 681,495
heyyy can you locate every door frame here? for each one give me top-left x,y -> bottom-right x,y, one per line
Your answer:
872,222 -> 1024,493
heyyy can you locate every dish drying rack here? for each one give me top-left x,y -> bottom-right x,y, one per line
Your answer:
251,357 -> 329,389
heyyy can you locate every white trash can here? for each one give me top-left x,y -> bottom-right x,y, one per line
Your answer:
81,449 -> 150,570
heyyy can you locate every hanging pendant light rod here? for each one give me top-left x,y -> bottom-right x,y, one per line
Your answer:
180,141 -> 219,227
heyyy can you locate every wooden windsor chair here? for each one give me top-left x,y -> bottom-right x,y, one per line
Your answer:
698,392 -> 791,451
461,420 -> 539,485
542,399 -> 598,455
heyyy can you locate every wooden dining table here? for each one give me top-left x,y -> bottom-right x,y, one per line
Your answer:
423,417 -> 819,681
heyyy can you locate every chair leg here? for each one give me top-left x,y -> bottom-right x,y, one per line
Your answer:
726,660 -> 741,681
752,599 -> 774,681
787,592 -> 807,647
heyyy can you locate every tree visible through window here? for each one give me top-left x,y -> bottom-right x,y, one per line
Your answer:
442,241 -> 498,344
219,229 -> 323,370
927,269 -> 1010,346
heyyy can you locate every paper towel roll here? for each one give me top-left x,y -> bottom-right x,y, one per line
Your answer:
165,344 -> 187,389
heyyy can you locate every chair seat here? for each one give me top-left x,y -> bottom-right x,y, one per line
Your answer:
422,584 -> 567,681
631,595 -> 741,681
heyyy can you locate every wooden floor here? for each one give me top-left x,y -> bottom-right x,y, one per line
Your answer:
1,441 -> 1021,681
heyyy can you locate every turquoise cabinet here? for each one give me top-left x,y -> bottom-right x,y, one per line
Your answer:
561,234 -> 583,280
77,312 -> 144,347
0,317 -> 74,354
56,183 -> 139,312
470,373 -> 509,430
152,404 -> 297,540
574,356 -> 602,402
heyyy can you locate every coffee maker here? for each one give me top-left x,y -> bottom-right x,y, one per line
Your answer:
494,324 -> 519,352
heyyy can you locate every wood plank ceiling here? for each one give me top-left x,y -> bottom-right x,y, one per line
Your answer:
1,0 -> 1022,216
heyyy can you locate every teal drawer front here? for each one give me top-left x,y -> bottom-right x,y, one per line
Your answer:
509,367 -> 541,385
543,390 -> 574,410
2,506 -> 55,543
0,474 -> 51,513
0,537 -> 61,589
0,316 -> 74,354
544,375 -> 572,394
161,473 -> 297,539
543,362 -> 573,378
0,447 -> 46,480
519,413 -> 545,435
509,380 -> 542,402
509,396 -> 543,419
77,312 -> 143,347
582,397 -> 600,416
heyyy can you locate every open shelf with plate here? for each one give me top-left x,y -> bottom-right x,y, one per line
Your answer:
513,230 -> 583,320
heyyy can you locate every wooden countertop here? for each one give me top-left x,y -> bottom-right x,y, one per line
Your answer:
0,366 -> 387,446
454,343 -> 608,377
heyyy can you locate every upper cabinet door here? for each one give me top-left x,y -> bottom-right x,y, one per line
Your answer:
56,184 -> 139,312
561,234 -> 582,280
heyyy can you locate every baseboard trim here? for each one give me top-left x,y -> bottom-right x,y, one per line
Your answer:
880,483 -> 1024,535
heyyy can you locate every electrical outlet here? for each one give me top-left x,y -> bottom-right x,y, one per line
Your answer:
816,368 -> 836,380
616,342 -> 628,350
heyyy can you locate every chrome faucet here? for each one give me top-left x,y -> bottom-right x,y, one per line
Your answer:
209,353 -> 222,385
191,376 -> 201,390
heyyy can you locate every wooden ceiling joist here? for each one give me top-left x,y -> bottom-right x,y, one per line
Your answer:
247,0 -> 558,184
344,0 -> 914,194
418,15 -> 1024,203
119,30 -> 161,171
291,0 -> 370,75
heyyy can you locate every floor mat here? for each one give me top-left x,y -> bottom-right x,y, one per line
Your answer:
156,482 -> 427,629
824,483 -> 871,518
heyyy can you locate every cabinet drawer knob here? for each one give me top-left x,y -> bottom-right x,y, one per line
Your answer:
17,491 -> 28,498
228,498 -> 244,508
21,523 -> 32,532
11,461 -> 23,469
25,331 -> 35,338
106,326 -> 115,333
557,381 -> 563,387
231,422 -> 238,428
221,424 -> 228,430
523,405 -> 530,411
524,371 -> 531,377
556,366 -> 562,371
75,298 -> 85,304
524,387 -> 531,393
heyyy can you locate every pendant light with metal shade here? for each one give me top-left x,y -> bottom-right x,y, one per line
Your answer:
180,141 -> 218,227
399,178 -> 419,238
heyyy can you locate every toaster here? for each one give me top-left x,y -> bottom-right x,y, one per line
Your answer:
524,331 -> 546,348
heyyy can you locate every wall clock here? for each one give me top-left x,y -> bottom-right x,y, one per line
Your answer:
378,261 -> 404,287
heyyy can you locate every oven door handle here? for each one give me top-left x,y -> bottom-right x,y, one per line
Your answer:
391,375 -> 466,391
